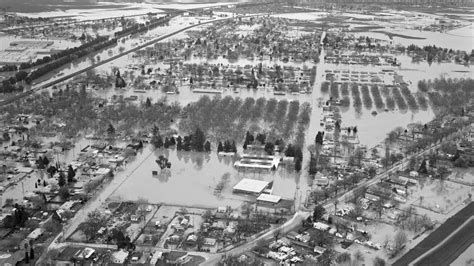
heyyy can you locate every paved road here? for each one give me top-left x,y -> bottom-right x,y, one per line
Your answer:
35,11 -> 269,265
0,13 -> 266,108
203,132 -> 462,264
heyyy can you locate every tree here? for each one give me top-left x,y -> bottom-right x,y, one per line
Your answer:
315,131 -> 324,145
394,230 -> 408,252
373,257 -> 386,266
36,156 -> 45,169
58,186 -> 70,201
82,210 -> 108,241
46,165 -> 57,178
156,155 -> 171,170
192,127 -> 206,152
145,97 -> 152,108
273,227 -> 282,241
204,141 -> 211,152
353,147 -> 365,167
15,71 -> 28,82
107,124 -> 115,135
2,132 -> 10,141
454,156 -> 468,168
58,172 -> 66,187
408,156 -> 417,170
436,166 -> 450,179
418,159 -> 428,174
151,126 -> 163,148
295,158 -> 302,172
384,143 -> 391,168
264,142 -> 275,155
336,252 -> 351,264
217,141 -> 223,153
202,209 -> 213,221
428,153 -> 437,167
43,156 -> 50,166
368,167 -> 377,178
67,165 -> 75,183
354,250 -> 364,262
313,205 -> 326,221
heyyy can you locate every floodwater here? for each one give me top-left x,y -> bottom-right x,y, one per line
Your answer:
109,145 -> 300,208
2,7 -> 473,208
13,2 -> 238,20
275,10 -> 473,51
0,136 -> 93,203
356,24 -> 474,52
0,35 -> 79,53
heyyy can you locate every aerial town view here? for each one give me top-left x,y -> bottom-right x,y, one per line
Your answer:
0,0 -> 473,265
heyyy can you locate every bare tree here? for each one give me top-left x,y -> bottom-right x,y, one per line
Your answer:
373,256 -> 386,266
273,227 -> 282,241
354,250 -> 364,262
394,230 -> 408,252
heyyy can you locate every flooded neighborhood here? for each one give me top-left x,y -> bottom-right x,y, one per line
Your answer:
0,0 -> 473,265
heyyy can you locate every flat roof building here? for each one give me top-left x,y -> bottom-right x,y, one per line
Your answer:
233,178 -> 270,194
257,193 -> 281,204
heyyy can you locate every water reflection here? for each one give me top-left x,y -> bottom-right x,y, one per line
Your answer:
111,145 -> 300,208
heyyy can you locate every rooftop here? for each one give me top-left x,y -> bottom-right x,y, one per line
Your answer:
257,193 -> 281,203
233,178 -> 270,194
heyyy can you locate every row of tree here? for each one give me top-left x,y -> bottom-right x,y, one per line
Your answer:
217,140 -> 237,153
406,44 -> 472,64
114,15 -> 170,38
25,38 -> 118,84
151,126 -> 211,152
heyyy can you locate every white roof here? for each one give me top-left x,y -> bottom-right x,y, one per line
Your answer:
82,248 -> 95,259
112,250 -> 129,263
314,222 -> 330,230
233,178 -> 270,194
27,228 -> 44,240
257,193 -> 281,203
150,251 -> 163,264
94,168 -> 111,176
59,200 -> 78,210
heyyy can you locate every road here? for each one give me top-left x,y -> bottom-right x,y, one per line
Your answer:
38,136 -> 453,266
0,13 -> 266,108
202,132 -> 461,265
35,11 -> 269,265
0,11 -> 173,33
33,10 -> 469,264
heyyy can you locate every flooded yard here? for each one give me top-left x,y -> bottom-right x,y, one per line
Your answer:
407,178 -> 474,214
109,145 -> 303,208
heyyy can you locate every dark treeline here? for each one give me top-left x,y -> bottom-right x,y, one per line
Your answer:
360,84 -> 373,109
0,15 -> 172,91
371,85 -> 385,109
417,78 -> 474,114
406,44 -> 473,64
114,15 -> 171,38
26,38 -> 117,84
179,95 -> 306,144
